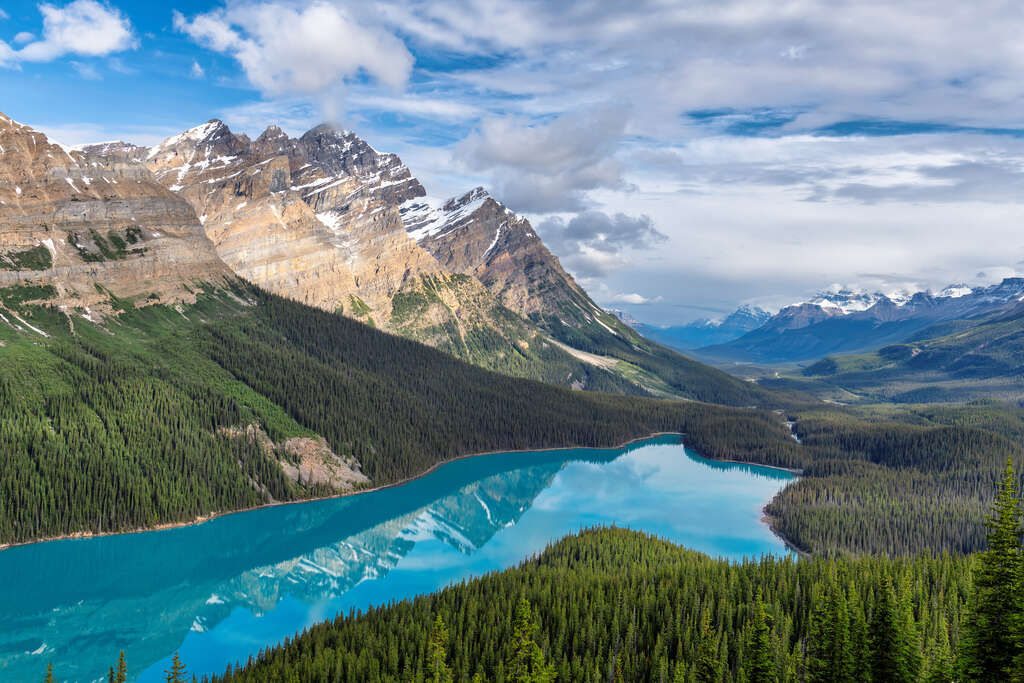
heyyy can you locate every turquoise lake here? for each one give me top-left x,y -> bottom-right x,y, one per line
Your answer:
0,435 -> 795,682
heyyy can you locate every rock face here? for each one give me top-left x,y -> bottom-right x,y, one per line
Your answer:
0,112 -> 234,315
143,119 -> 439,322
140,121 -> 608,381
403,188 -> 611,326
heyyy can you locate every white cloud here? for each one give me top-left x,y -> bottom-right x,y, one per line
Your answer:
607,292 -> 663,305
537,210 -> 665,278
174,2 -> 413,97
13,32 -> 34,45
70,60 -> 100,80
0,9 -> 8,20
1,0 -> 136,65
190,60 -> 204,78
349,93 -> 479,121
455,107 -> 630,212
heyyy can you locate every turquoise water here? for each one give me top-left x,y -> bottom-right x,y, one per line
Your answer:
0,436 -> 794,682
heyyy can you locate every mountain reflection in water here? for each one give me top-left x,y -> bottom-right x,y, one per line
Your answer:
0,436 -> 794,682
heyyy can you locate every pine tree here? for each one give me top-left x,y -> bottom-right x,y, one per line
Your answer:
43,662 -> 57,683
115,651 -> 127,683
164,652 -> 188,683
925,624 -> 954,683
694,609 -> 720,683
896,580 -> 922,681
846,583 -> 871,683
806,578 -> 853,683
743,590 -> 775,683
959,458 -> 1023,681
506,598 -> 556,683
870,574 -> 910,683
427,615 -> 454,683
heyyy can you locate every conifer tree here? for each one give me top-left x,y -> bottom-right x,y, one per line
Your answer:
428,615 -> 454,683
806,578 -> 853,683
959,458 -> 1023,681
165,652 -> 188,683
925,624 -> 954,683
897,581 -> 922,681
507,598 -> 556,683
115,651 -> 127,683
694,609 -> 721,683
743,590 -> 774,683
870,574 -> 910,683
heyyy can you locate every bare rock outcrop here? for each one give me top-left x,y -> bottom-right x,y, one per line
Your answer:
0,112 -> 234,315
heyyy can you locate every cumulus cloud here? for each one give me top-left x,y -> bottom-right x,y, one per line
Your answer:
455,107 -> 630,212
190,60 -> 204,78
608,292 -> 663,305
173,2 -> 413,97
0,0 -> 136,65
538,210 -> 666,277
13,32 -> 34,45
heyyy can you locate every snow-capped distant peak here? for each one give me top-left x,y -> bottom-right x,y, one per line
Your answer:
808,288 -> 883,313
939,284 -> 973,298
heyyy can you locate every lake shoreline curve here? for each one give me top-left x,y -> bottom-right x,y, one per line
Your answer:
0,431 -> 802,553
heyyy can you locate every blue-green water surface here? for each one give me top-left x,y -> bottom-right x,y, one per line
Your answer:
0,436 -> 794,682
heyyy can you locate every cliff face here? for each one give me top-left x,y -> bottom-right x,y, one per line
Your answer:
139,121 -> 612,386
143,119 -> 440,321
0,112 -> 234,315
402,188 -> 630,337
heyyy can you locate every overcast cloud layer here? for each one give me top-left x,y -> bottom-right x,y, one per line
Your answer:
5,0 -> 1024,323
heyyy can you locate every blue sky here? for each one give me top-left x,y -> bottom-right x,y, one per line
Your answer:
4,0 -> 1024,324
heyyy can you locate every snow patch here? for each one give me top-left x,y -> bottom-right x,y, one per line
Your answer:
9,311 -> 49,337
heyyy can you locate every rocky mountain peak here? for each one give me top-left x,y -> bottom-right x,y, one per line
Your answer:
444,187 -> 490,211
0,114 -> 233,316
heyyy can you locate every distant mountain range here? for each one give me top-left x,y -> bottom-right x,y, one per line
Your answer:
636,305 -> 771,350
694,279 -> 1024,365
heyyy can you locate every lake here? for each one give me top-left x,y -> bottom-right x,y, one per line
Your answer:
0,435 -> 795,682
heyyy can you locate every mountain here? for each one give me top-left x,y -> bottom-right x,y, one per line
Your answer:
0,110 -> 787,548
801,295 -> 1024,402
90,118 -> 762,403
636,305 -> 770,350
133,120 -> 644,393
699,279 -> 1024,364
0,112 -> 233,315
401,187 -> 766,404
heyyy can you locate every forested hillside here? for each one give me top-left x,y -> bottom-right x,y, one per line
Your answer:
204,527 -> 974,683
0,280 -> 795,546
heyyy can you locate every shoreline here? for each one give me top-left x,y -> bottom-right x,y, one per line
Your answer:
0,431 -> 803,553
760,508 -> 811,558
0,431 -> 684,551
